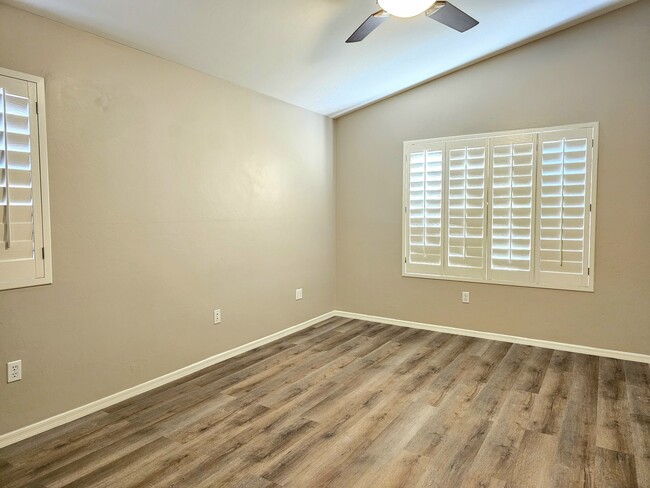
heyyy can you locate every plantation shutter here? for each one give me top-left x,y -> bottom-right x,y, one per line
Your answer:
0,73 -> 45,288
403,123 -> 597,291
405,142 -> 444,275
445,138 -> 487,279
536,128 -> 593,288
488,133 -> 535,283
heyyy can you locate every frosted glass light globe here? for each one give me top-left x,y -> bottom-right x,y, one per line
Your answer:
378,0 -> 434,18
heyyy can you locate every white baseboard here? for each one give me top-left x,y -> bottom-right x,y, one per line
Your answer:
0,311 -> 336,449
334,310 -> 650,364
2,308 -> 647,449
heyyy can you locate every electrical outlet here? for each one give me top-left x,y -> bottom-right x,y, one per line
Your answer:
213,309 -> 221,325
462,291 -> 470,304
7,360 -> 21,383
295,288 -> 303,300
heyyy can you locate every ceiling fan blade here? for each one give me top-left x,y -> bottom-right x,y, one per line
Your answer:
346,10 -> 389,43
427,2 -> 478,33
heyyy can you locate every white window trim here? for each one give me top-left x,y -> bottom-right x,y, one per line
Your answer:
402,122 -> 598,292
0,67 -> 52,291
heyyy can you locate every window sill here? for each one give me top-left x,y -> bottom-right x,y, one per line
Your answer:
402,270 -> 594,292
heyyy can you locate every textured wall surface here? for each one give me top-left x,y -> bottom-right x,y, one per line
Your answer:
336,1 -> 650,355
0,5 -> 335,434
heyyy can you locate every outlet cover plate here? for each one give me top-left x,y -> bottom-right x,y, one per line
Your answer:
7,360 -> 22,383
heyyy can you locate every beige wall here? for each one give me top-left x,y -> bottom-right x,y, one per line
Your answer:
0,5 -> 335,434
1,0 -> 649,439
336,1 -> 650,355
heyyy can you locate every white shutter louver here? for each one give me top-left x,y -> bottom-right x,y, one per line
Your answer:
446,139 -> 487,279
405,142 -> 444,275
402,123 -> 596,291
0,72 -> 47,290
537,128 -> 593,288
489,134 -> 535,283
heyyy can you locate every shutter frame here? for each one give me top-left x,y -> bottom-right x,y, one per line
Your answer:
535,127 -> 594,290
487,133 -> 536,284
404,140 -> 445,277
402,122 -> 598,292
444,138 -> 488,280
0,67 -> 52,291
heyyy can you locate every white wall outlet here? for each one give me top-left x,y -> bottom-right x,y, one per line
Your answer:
462,291 -> 470,304
295,288 -> 303,300
7,360 -> 21,383
213,309 -> 221,325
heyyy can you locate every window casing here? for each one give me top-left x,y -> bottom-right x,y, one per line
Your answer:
403,123 -> 597,292
0,67 -> 52,291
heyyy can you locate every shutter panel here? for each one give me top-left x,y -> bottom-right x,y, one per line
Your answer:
445,138 -> 487,279
403,123 -> 597,291
0,74 -> 45,288
405,142 -> 444,275
488,133 -> 535,283
536,128 -> 593,288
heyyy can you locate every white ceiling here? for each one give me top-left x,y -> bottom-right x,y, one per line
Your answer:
2,0 -> 634,117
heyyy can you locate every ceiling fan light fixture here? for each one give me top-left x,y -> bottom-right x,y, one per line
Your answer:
377,0 -> 436,18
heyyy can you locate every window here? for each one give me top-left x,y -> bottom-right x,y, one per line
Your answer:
0,68 -> 51,291
403,123 -> 597,291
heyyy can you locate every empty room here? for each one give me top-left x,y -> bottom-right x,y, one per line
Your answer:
0,0 -> 649,486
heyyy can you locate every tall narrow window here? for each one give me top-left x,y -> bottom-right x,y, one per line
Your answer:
403,123 -> 597,291
0,68 -> 51,291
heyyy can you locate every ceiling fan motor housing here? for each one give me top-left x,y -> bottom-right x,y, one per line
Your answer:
426,1 -> 447,17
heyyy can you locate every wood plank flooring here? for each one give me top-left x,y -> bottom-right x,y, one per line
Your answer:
1,317 -> 648,487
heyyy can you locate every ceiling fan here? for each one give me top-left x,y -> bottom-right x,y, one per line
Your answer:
346,0 -> 478,43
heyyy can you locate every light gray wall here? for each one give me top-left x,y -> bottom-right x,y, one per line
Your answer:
0,5 -> 336,435
1,0 -> 648,439
335,1 -> 650,355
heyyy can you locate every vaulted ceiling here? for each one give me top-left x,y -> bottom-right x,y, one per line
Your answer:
2,0 -> 636,117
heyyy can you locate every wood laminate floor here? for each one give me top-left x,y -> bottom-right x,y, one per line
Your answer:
1,317 -> 649,487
